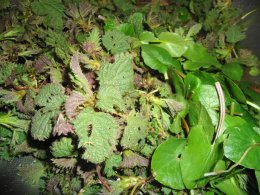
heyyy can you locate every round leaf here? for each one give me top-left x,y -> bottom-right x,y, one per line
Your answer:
151,137 -> 186,190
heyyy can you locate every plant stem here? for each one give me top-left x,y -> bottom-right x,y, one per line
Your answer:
246,100 -> 260,111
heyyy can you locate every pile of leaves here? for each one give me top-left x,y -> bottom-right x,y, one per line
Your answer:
0,0 -> 259,194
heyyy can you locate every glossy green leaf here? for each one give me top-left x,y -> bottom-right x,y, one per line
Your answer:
184,73 -> 201,98
139,31 -> 157,43
222,62 -> 243,81
224,123 -> 260,170
225,77 -> 247,103
183,44 -> 220,70
151,138 -> 186,190
180,125 -> 222,188
142,44 -> 177,73
158,32 -> 193,57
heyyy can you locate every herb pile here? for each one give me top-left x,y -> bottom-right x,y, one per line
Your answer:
0,0 -> 260,194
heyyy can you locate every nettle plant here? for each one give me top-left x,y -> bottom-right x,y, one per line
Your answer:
0,0 -> 259,194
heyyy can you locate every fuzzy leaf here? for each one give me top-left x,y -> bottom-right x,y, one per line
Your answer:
104,154 -> 122,177
0,63 -> 16,85
96,53 -> 134,113
31,110 -> 56,141
35,83 -> 65,111
73,107 -> 119,163
65,91 -> 87,119
225,25 -> 246,43
121,150 -> 149,168
31,0 -> 65,30
53,113 -> 74,136
51,137 -> 75,157
51,158 -> 77,170
102,30 -> 130,54
70,52 -> 93,95
121,111 -> 148,148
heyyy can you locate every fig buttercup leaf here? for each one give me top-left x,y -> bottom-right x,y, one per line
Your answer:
121,111 -> 148,149
151,137 -> 187,190
51,137 -> 75,158
73,107 -> 119,163
31,0 -> 65,30
224,123 -> 260,170
96,53 -> 134,113
222,62 -> 243,81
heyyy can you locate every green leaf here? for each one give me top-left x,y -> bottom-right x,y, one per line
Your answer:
186,23 -> 202,37
96,53 -> 134,113
51,137 -> 75,158
225,77 -> 247,103
0,63 -> 16,85
225,25 -> 246,43
102,30 -> 130,54
184,73 -> 201,98
104,154 -> 122,177
0,113 -> 30,131
31,0 -> 65,30
121,111 -> 148,149
183,44 -> 220,70
31,110 -> 56,141
73,107 -> 118,163
158,32 -> 193,57
255,170 -> 260,193
139,31 -> 157,43
70,52 -> 93,95
128,12 -> 144,37
35,83 -> 66,111
222,62 -> 243,81
151,138 -> 186,190
141,44 -> 177,74
224,123 -> 260,170
180,125 -> 222,188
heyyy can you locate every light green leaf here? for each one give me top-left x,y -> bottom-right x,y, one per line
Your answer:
31,0 -> 65,30
151,138 -> 186,190
121,111 -> 148,148
104,154 -> 122,177
184,73 -> 201,98
224,123 -> 260,170
73,107 -> 118,163
0,113 -> 30,131
35,83 -> 66,111
128,12 -> 144,37
51,137 -> 75,158
186,23 -> 202,37
139,31 -> 157,43
102,30 -> 130,54
142,44 -> 178,73
183,44 -> 220,70
222,62 -> 243,81
158,32 -> 193,57
180,125 -> 222,188
96,53 -> 134,113
225,25 -> 246,43
31,110 -> 56,141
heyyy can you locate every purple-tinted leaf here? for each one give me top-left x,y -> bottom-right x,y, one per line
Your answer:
65,91 -> 86,119
53,113 -> 74,136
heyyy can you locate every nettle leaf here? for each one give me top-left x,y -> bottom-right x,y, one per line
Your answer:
53,113 -> 74,136
65,91 -> 87,120
73,107 -> 119,163
128,12 -> 144,37
158,32 -> 193,57
121,150 -> 149,168
51,137 -> 75,158
222,62 -> 243,81
96,53 -> 134,113
183,44 -> 220,70
224,123 -> 260,170
121,111 -> 148,148
142,44 -> 179,74
102,30 -> 130,54
35,83 -> 66,111
31,110 -> 57,141
0,63 -> 16,85
152,138 -> 187,190
51,158 -> 77,170
17,159 -> 46,186
225,25 -> 246,43
31,0 -> 65,30
104,154 -> 122,177
70,52 -> 93,95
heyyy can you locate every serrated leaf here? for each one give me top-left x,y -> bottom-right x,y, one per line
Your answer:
104,154 -> 122,177
224,123 -> 260,170
65,91 -> 87,119
53,113 -> 74,136
51,137 -> 75,157
96,53 -> 134,113
225,25 -> 246,43
70,52 -> 93,95
51,158 -> 77,170
73,107 -> 118,163
35,83 -> 66,111
128,12 -> 144,37
0,63 -> 16,85
186,23 -> 202,37
31,0 -> 65,30
121,111 -> 147,148
152,138 -> 186,190
102,30 -> 130,54
141,44 -> 179,74
31,110 -> 56,141
121,150 -> 149,168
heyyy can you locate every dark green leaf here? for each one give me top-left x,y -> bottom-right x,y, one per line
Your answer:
222,62 -> 243,81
